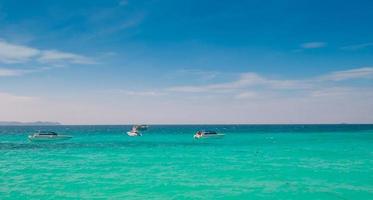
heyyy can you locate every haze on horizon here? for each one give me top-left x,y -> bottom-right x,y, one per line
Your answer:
0,0 -> 373,125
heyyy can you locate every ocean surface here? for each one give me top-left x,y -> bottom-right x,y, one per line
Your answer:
1,125 -> 373,200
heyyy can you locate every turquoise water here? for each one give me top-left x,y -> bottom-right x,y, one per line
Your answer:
1,125 -> 373,199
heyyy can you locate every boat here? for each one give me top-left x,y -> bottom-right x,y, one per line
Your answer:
193,130 -> 224,139
126,126 -> 143,137
127,130 -> 142,137
28,131 -> 72,142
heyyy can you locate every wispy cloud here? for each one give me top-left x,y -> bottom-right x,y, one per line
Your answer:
0,39 -> 95,65
300,42 -> 326,49
341,42 -> 373,51
79,5 -> 145,42
86,12 -> 145,40
38,50 -> 95,64
168,73 -> 261,92
168,72 -> 309,93
165,67 -> 373,104
0,68 -> 27,76
310,87 -> 356,97
0,66 -> 65,77
0,40 -> 40,63
320,67 -> 373,81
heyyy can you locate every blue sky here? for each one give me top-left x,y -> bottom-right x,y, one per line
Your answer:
0,0 -> 373,124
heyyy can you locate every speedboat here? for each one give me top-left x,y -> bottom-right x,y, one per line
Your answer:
126,125 -> 148,137
193,130 -> 224,139
127,126 -> 142,137
28,131 -> 72,142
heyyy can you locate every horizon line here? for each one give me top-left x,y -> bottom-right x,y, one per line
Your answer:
1,123 -> 373,126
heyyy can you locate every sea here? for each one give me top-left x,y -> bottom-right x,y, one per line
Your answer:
1,125 -> 372,199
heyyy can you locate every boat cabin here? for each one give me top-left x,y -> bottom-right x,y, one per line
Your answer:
196,130 -> 217,135
36,131 -> 58,136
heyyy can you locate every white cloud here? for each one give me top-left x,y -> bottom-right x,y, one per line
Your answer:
0,40 -> 40,63
310,87 -> 351,97
0,66 -> 61,77
83,12 -> 145,41
0,39 -> 95,66
222,73 -> 266,88
341,42 -> 373,51
38,50 -> 96,64
320,67 -> 373,81
168,72 -> 308,93
300,42 -> 326,49
168,67 -> 373,95
168,73 -> 262,92
0,68 -> 27,76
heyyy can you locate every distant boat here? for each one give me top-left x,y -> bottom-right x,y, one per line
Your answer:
127,130 -> 142,137
193,130 -> 224,139
126,125 -> 148,137
28,131 -> 72,142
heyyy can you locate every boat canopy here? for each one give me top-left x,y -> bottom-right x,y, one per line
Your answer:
200,130 -> 217,135
37,131 -> 58,135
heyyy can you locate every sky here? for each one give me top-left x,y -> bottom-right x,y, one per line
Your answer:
0,0 -> 373,124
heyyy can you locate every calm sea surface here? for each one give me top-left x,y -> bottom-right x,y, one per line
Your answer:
1,125 -> 373,199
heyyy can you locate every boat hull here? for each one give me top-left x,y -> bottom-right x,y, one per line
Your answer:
127,131 -> 142,137
194,134 -> 225,139
28,135 -> 72,142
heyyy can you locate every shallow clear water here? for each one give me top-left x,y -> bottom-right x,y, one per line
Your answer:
1,125 -> 373,199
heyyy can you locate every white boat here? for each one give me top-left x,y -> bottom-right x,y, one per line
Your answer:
126,126 -> 142,137
193,130 -> 224,139
28,131 -> 72,142
126,125 -> 149,137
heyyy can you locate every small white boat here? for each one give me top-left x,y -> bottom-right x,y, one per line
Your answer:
193,130 -> 224,139
126,125 -> 148,137
126,125 -> 143,137
28,131 -> 72,142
